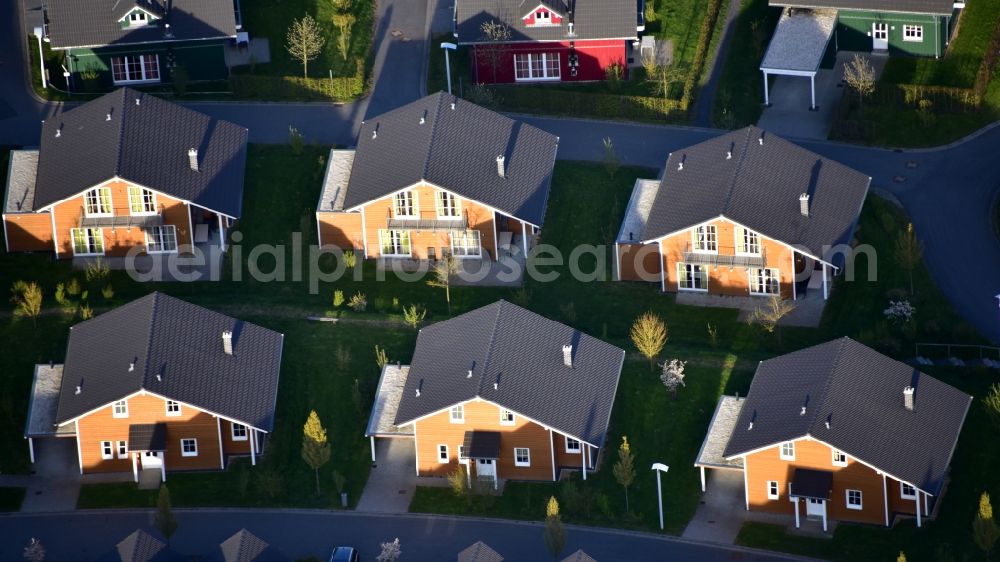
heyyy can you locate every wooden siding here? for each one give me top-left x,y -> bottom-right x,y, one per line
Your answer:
616,242 -> 662,282
412,400 -> 554,481
887,475 -> 922,516
75,393 -> 223,473
3,212 -> 54,252
317,211 -> 363,250
357,182 -> 498,261
744,438 -> 886,525
221,420 -> 252,455
47,179 -> 191,259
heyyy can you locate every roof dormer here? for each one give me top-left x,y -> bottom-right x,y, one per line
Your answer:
118,6 -> 160,28
522,4 -> 563,27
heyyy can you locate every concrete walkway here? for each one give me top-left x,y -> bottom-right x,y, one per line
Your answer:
356,438 -> 418,513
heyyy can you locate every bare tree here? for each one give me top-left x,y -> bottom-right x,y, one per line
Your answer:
630,311 -> 668,371
478,20 -> 512,83
659,359 -> 687,400
602,137 -> 619,179
748,295 -> 795,347
286,14 -> 325,78
10,281 -> 43,327
427,255 -> 459,314
333,13 -> 356,61
895,222 -> 923,296
843,54 -> 876,107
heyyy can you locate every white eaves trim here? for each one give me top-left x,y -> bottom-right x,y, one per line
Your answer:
396,395 -> 600,449
723,433 -> 935,496
32,176 -> 238,220
50,34 -> 238,51
341,179 -> 542,229
55,388 -> 268,434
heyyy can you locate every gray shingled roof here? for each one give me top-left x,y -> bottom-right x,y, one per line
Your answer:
772,0 -> 954,16
55,292 -> 284,431
456,0 -> 638,42
458,541 -> 504,562
95,529 -> 183,562
344,92 -> 559,226
394,300 -> 625,446
129,423 -> 167,451
4,150 -> 39,213
640,126 -> 870,263
34,88 -> 248,217
45,0 -> 237,49
204,529 -> 290,562
723,338 -> 971,495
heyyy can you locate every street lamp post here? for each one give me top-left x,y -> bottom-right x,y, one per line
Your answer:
651,462 -> 669,530
440,42 -> 457,94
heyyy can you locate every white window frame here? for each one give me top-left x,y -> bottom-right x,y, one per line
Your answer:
112,399 -> 129,418
677,262 -> 709,291
749,268 -> 781,296
779,441 -> 795,461
514,447 -> 531,467
165,400 -> 182,417
565,437 -> 581,454
500,409 -> 515,426
84,188 -> 113,217
71,228 -> 105,256
846,489 -> 863,510
128,186 -> 157,215
832,449 -> 848,467
451,230 -> 482,258
145,225 -> 178,254
900,482 -> 917,500
180,438 -> 198,457
736,227 -> 761,255
458,445 -> 468,464
232,423 -> 248,441
438,444 -> 449,463
117,440 -> 128,459
378,229 -> 411,257
767,480 -> 779,500
393,190 -> 417,218
903,25 -> 923,42
100,441 -> 114,460
111,54 -> 161,84
513,52 -> 561,81
435,191 -> 460,219
692,225 -> 718,253
449,404 -> 465,423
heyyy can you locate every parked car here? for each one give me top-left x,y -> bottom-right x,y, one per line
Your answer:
329,546 -> 359,562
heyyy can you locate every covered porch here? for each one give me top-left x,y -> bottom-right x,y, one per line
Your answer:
789,468 -> 834,532
461,430 -> 501,491
128,423 -> 168,488
761,8 -> 838,111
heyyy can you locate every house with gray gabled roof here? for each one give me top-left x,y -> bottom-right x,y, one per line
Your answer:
695,337 -> 970,531
316,92 -> 558,264
95,529 -> 184,562
3,88 -> 248,262
24,292 -> 283,484
615,126 -> 870,303
40,0 -> 240,88
204,529 -> 291,562
454,0 -> 640,83
365,300 -> 624,487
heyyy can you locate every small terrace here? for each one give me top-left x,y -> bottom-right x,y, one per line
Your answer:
682,243 -> 766,269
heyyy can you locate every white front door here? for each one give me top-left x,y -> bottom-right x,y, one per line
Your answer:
476,458 -> 496,479
806,498 -> 825,517
141,451 -> 163,469
873,22 -> 889,50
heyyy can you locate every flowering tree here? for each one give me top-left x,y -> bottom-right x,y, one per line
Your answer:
376,538 -> 401,562
883,300 -> 915,324
659,359 -> 687,400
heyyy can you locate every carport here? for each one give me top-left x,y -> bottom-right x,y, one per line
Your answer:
364,363 -> 415,462
24,363 -> 77,465
761,8 -> 838,110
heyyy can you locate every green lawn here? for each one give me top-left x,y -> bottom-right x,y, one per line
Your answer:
236,0 -> 375,79
710,0 -> 778,128
0,487 -> 26,511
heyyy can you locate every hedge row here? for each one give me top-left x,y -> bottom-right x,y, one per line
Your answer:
491,86 -> 685,121
230,58 -> 366,101
974,12 -> 1000,98
679,0 -> 726,110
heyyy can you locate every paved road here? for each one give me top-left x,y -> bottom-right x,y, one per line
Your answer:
0,509 -> 814,561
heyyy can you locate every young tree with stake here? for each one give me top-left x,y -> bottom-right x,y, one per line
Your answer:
613,436 -> 636,513
286,14 -> 325,78
630,311 -> 667,371
302,410 -> 331,496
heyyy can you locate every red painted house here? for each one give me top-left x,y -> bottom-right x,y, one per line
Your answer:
455,0 -> 640,84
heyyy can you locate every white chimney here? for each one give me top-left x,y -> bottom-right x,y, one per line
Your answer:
562,344 -> 573,368
75,385 -> 81,395
467,369 -> 473,378
128,361 -> 135,372
496,156 -> 505,178
903,386 -> 914,411
726,151 -> 732,160
106,113 -> 112,121
799,193 -> 810,217
188,148 -> 199,172
222,330 -> 233,355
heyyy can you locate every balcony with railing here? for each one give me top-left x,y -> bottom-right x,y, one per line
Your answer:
79,205 -> 164,229
386,209 -> 468,231
683,243 -> 766,269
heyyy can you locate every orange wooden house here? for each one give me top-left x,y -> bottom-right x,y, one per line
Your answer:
365,300 -> 624,486
615,127 -> 871,301
3,88 -> 247,260
695,338 -> 970,530
315,93 -> 558,262
24,292 -> 283,483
